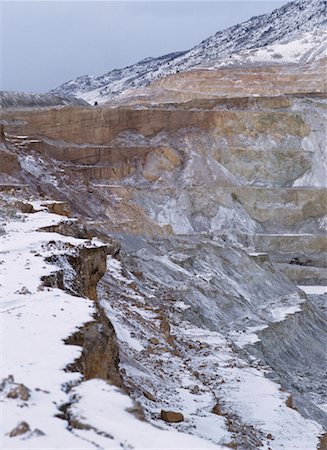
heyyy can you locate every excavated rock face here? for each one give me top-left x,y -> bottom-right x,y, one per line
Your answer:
65,310 -> 123,387
35,216 -> 125,388
0,124 -> 21,181
120,57 -> 327,105
0,46 -> 326,448
2,90 -> 325,283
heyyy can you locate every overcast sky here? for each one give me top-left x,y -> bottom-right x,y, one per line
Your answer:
1,1 -> 288,93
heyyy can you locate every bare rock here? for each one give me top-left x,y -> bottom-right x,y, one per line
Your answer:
15,201 -> 35,214
160,410 -> 184,423
44,201 -> 71,217
212,402 -> 223,416
32,428 -> 46,437
319,433 -> 327,450
0,149 -> 20,175
9,421 -> 30,437
143,147 -> 182,182
149,337 -> 160,345
286,394 -> 294,409
143,390 -> 156,402
132,270 -> 143,279
65,309 -> 123,388
7,383 -> 30,401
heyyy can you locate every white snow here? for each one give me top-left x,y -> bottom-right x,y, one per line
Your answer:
229,324 -> 267,348
208,29 -> 327,69
182,324 -> 323,450
51,1 -> 327,104
298,285 -> 327,295
1,204 -> 222,449
70,379 -> 222,449
0,208 -> 98,448
102,302 -> 145,352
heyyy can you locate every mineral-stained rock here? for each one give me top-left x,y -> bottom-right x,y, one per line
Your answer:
160,410 -> 184,423
0,9 -> 326,446
143,147 -> 182,182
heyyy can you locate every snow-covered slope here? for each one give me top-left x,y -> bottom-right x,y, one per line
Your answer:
204,28 -> 327,69
50,0 -> 327,104
0,198 -> 222,449
0,91 -> 88,108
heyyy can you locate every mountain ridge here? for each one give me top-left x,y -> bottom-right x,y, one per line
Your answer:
50,0 -> 327,103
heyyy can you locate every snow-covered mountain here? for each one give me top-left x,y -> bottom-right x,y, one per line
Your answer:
0,91 -> 88,108
51,0 -> 327,103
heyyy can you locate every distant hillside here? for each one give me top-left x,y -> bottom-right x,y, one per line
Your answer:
50,0 -> 327,104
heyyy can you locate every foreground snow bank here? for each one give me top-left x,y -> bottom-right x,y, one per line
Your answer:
0,201 -> 223,449
69,379 -> 220,449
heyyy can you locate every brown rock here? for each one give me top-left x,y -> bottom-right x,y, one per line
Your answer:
319,433 -> 327,450
266,433 -> 274,440
44,202 -> 71,217
160,410 -> 184,423
166,334 -> 176,346
15,201 -> 35,214
7,383 -> 30,401
143,390 -> 156,402
65,308 -> 123,388
286,394 -> 294,409
0,149 -> 20,174
149,337 -> 160,345
160,317 -> 171,336
225,442 -> 238,449
212,402 -> 223,416
9,421 -> 30,437
143,147 -> 182,182
132,271 -> 143,279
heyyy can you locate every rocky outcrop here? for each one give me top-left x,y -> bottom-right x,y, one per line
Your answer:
0,148 -> 20,175
44,243 -> 110,301
65,309 -> 123,387
36,216 -> 125,387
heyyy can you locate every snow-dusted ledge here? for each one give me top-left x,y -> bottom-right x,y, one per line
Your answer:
0,201 -> 221,449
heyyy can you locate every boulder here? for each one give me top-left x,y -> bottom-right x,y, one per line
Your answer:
7,383 -> 30,401
160,410 -> 184,423
9,421 -> 30,437
143,390 -> 156,402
